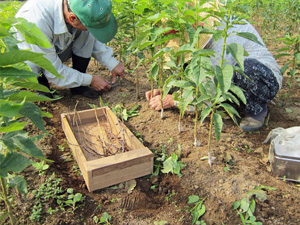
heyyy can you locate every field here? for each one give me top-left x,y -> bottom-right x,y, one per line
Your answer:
1,0 -> 300,225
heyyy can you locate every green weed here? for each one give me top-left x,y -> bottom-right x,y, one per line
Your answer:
187,195 -> 206,225
30,173 -> 85,222
161,145 -> 186,177
93,212 -> 112,225
233,188 -> 268,225
112,104 -> 140,121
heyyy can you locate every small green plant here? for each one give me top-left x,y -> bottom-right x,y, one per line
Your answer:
161,145 -> 186,177
233,189 -> 268,225
134,131 -> 144,143
72,163 -> 82,176
32,161 -> 50,175
93,212 -> 112,225
224,166 -> 231,172
152,146 -> 168,176
112,104 -> 140,121
165,191 -> 176,202
30,173 -> 85,222
187,195 -> 206,225
65,188 -> 84,211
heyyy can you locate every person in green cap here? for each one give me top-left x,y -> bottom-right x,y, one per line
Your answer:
15,0 -> 125,99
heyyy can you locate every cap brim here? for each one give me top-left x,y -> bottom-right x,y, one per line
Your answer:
87,13 -> 118,43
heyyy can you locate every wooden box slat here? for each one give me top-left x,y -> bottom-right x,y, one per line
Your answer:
61,107 -> 153,192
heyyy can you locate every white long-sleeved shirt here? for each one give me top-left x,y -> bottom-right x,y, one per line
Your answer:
207,20 -> 283,89
15,0 -> 119,88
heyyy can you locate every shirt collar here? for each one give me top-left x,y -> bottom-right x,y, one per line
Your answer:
53,0 -> 70,35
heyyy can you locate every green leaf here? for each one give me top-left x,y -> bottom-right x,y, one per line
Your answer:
0,50 -> 62,78
275,53 -> 290,59
230,85 -> 246,105
0,99 -> 25,117
9,91 -> 53,102
240,198 -> 250,213
200,106 -> 212,124
73,193 -> 83,203
221,64 -> 234,93
19,102 -> 46,132
188,195 -> 200,204
2,131 -> 45,159
227,43 -> 245,70
3,36 -> 19,51
151,63 -> 159,79
14,18 -> 52,48
42,111 -> 53,118
233,201 -> 241,210
220,103 -> 240,123
0,23 -> 10,38
249,199 -> 256,213
236,32 -> 264,46
175,44 -> 195,55
100,212 -> 112,223
178,90 -> 194,117
193,49 -> 216,57
0,122 -> 28,133
8,175 -> 28,195
172,80 -> 194,88
0,152 -> 31,177
192,204 -> 206,224
0,212 -> 9,223
213,113 -> 223,141
246,189 -> 267,202
285,108 -> 293,113
13,81 -> 51,93
0,67 -> 39,78
161,153 -> 185,177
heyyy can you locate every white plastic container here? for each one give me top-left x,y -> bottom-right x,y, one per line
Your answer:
267,127 -> 300,182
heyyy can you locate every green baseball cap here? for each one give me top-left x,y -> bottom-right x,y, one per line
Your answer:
69,0 -> 117,43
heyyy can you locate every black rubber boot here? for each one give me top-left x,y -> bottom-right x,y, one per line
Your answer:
37,73 -> 54,98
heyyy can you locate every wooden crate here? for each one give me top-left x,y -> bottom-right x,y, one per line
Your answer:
61,107 -> 153,192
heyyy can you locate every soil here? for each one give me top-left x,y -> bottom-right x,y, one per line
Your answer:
4,22 -> 300,225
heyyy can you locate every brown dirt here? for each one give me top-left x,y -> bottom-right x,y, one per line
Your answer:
5,24 -> 300,225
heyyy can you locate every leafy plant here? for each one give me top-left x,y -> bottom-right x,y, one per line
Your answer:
32,161 -> 50,175
276,29 -> 300,88
0,3 -> 61,224
152,146 -> 168,176
112,104 -> 140,121
30,173 -> 85,222
93,212 -> 112,225
233,189 -> 267,225
187,195 -> 206,225
65,188 -> 85,211
161,144 -> 186,177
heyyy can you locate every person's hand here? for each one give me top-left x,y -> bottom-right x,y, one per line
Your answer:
91,76 -> 111,91
111,62 -> 125,83
145,89 -> 161,101
149,94 -> 175,111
